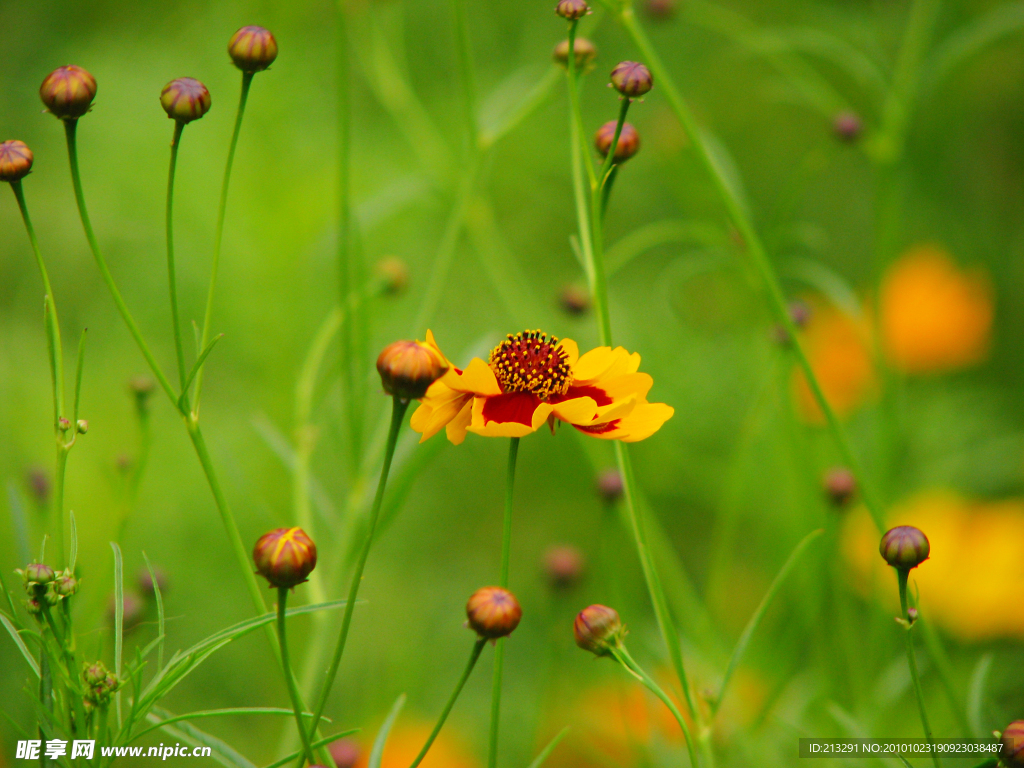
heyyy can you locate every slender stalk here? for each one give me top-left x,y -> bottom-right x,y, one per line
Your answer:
166,120 -> 188,390
276,588 -> 317,767
410,639 -> 487,768
897,570 -> 941,768
193,71 -> 253,410
450,0 -> 478,152
487,437 -> 519,768
612,646 -> 700,768
306,396 -> 411,742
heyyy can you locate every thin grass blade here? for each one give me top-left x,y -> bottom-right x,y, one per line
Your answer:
68,510 -> 78,574
525,726 -> 569,768
369,693 -> 406,768
967,653 -> 993,738
143,551 -> 166,671
0,613 -> 40,677
111,541 -> 124,724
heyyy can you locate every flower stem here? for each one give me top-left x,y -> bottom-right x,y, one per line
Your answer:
897,569 -> 941,768
487,437 -> 520,768
193,71 -> 253,411
306,395 -> 411,742
277,587 -> 317,767
410,638 -> 487,768
612,646 -> 700,768
166,120 -> 188,391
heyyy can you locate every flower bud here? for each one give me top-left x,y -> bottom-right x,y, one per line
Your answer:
1001,721 -> 1024,768
544,545 -> 584,590
466,586 -> 522,639
553,38 -> 597,71
594,121 -> 640,162
25,466 -> 50,507
25,598 -> 42,616
610,61 -> 653,98
574,604 -> 625,656
129,375 -> 155,414
228,26 -> 279,72
23,563 -> 55,587
138,566 -> 168,598
879,525 -> 930,570
58,417 -> 71,432
375,256 -> 409,295
55,572 -> 79,597
555,0 -> 590,20
43,583 -> 61,607
253,527 -> 317,589
646,0 -> 676,19
376,339 -> 449,400
595,467 -> 624,502
83,661 -> 120,704
559,284 -> 590,316
83,661 -> 108,687
328,738 -> 361,768
833,111 -> 862,143
160,78 -> 211,124
40,66 -> 97,120
76,419 -> 88,434
0,141 -> 33,182
823,467 -> 856,507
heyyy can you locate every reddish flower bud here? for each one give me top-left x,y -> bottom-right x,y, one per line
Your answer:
594,121 -> 640,162
40,65 -> 97,120
555,0 -> 590,20
375,256 -> 409,295
823,467 -> 856,507
228,26 -> 279,73
376,339 -> 449,400
610,61 -> 653,98
23,563 -> 55,587
160,78 -> 211,123
879,525 -> 930,570
559,284 -> 590,316
328,738 -> 361,768
544,545 -> 584,590
0,140 -> 33,182
596,467 -> 624,501
1002,721 -> 1024,768
253,527 -> 318,589
553,38 -> 597,71
646,0 -> 676,19
833,111 -> 862,143
466,586 -> 522,639
55,572 -> 79,598
574,604 -> 625,656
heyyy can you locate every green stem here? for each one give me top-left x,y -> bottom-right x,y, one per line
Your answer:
897,569 -> 941,768
487,437 -> 520,768
63,119 -> 178,406
615,8 -> 887,534
410,639 -> 486,768
450,0 -> 478,151
306,396 -> 410,742
277,588 -> 317,767
193,71 -> 253,410
166,121 -> 188,391
613,646 -> 700,768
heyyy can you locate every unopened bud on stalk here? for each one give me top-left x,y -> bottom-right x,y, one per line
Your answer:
253,527 -> 317,589
574,604 -> 625,656
58,417 -> 71,432
375,256 -> 409,295
40,66 -> 97,120
823,467 -> 856,507
228,26 -> 279,72
43,583 -> 61,607
610,61 -> 653,98
555,0 -> 590,19
328,739 -> 361,768
594,121 -> 640,162
128,375 -> 155,413
83,660 -> 120,704
160,78 -> 211,124
879,525 -> 930,571
544,545 -> 584,590
559,284 -> 590,315
833,111 -> 862,143
138,566 -> 168,598
26,598 -> 42,616
55,571 -> 79,597
466,586 -> 522,639
596,467 -> 624,501
553,38 -> 597,71
376,339 -> 449,400
76,419 -> 88,434
1001,721 -> 1024,768
23,563 -> 55,588
0,141 -> 34,182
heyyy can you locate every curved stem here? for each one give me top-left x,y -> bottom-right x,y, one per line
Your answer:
410,639 -> 486,768
166,121 -> 188,391
897,570 -> 941,768
306,396 -> 410,742
193,71 -> 253,410
277,588 -> 317,767
487,437 -> 519,768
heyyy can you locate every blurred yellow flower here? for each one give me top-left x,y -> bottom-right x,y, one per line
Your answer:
353,720 -> 478,768
843,491 -> 1024,640
881,245 -> 993,374
792,305 -> 875,423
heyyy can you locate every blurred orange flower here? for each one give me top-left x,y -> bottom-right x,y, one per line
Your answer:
353,720 -> 478,768
843,491 -> 1024,640
881,246 -> 993,374
792,305 -> 875,423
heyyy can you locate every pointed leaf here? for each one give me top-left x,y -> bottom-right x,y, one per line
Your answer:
369,694 -> 406,768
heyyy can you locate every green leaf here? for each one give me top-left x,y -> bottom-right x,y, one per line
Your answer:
261,730 -> 361,768
967,653 -> 993,738
0,612 -> 40,677
369,693 -> 406,768
526,727 -> 569,768
179,334 -> 224,410
111,541 -> 125,725
605,219 -> 727,276
39,534 -> 48,564
148,707 -> 256,768
142,552 -> 166,672
68,510 -> 78,575
132,708 -> 328,744
923,3 -> 1024,94
72,328 -> 87,424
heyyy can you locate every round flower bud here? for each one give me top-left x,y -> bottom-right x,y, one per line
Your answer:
328,739 -> 361,768
376,339 -> 449,400
58,417 -> 71,432
555,0 -> 590,20
833,111 -> 862,143
596,467 -> 624,502
544,545 -> 584,590
55,572 -> 79,598
25,466 -> 50,507
160,78 -> 211,124
574,604 -> 625,656
610,61 -> 653,98
25,598 -> 42,616
43,583 -> 61,607
559,284 -> 590,316
823,467 -> 856,507
0,141 -> 34,182
594,121 -> 640,163
23,563 -> 55,587
76,419 -> 88,434
228,26 -> 279,73
646,0 -> 676,19
1001,721 -> 1024,768
83,661 -> 109,688
253,527 -> 317,589
375,256 -> 409,295
466,586 -> 522,639
879,525 -> 930,570
553,38 -> 597,71
40,66 -> 97,120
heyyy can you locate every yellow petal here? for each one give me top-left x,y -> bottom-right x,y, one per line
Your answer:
573,346 -> 641,384
558,337 -> 579,368
410,386 -> 471,443
449,357 -> 502,396
445,399 -> 473,445
577,401 -> 674,442
550,396 -> 598,425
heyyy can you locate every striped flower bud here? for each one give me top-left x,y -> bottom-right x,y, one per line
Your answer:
466,586 -> 522,639
574,604 -> 624,656
553,38 -> 597,71
1001,721 -> 1024,768
228,26 -> 279,72
253,527 -> 317,589
377,339 -> 449,400
40,65 -> 97,120
594,121 -> 640,162
610,61 -> 653,98
0,141 -> 33,182
879,526 -> 930,571
555,0 -> 590,19
160,78 -> 211,123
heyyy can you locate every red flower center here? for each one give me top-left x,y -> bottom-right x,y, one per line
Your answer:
489,330 -> 572,400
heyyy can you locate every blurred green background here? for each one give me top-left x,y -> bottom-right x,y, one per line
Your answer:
2,0 -> 1023,766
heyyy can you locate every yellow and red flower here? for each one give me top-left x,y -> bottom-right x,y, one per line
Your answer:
410,329 -> 673,444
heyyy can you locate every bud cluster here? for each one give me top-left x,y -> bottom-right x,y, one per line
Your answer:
83,661 -> 121,708
18,564 -> 79,613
